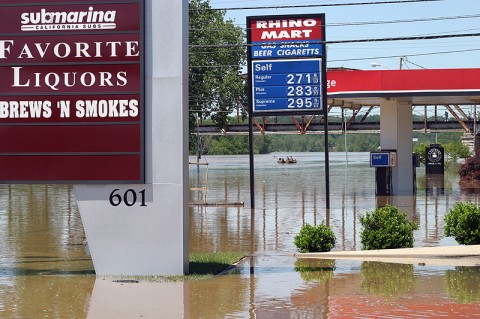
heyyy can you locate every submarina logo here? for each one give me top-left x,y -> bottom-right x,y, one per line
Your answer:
20,6 -> 117,31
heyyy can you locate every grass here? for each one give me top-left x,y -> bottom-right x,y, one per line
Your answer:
189,251 -> 247,275
111,251 -> 248,283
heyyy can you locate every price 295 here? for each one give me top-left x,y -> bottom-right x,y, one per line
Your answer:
109,189 -> 147,207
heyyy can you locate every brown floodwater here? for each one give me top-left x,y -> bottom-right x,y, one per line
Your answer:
1,153 -> 479,318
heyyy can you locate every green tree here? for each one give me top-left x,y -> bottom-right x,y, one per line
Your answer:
444,141 -> 472,166
189,0 -> 246,133
207,136 -> 249,155
254,135 -> 272,154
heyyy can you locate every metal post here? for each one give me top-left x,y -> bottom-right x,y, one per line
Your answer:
343,108 -> 348,166
475,104 -> 477,155
324,106 -> 330,210
248,114 -> 255,209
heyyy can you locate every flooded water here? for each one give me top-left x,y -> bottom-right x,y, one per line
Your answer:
1,153 -> 480,318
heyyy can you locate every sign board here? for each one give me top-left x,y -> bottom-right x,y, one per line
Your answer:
0,0 -> 144,183
252,59 -> 322,112
370,151 -> 397,167
247,14 -> 326,115
426,144 -> 444,174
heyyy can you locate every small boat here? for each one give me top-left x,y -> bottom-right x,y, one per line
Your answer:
277,157 -> 297,164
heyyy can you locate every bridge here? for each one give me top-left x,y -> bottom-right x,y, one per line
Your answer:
195,105 -> 478,135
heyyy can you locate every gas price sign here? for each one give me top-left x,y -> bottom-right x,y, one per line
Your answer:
252,59 -> 322,113
247,14 -> 326,115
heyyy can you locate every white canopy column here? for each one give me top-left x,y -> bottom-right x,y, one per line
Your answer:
380,98 -> 414,195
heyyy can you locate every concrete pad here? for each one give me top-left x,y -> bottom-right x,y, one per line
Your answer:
296,245 -> 480,267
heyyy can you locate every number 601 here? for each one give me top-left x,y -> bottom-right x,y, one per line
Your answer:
109,189 -> 147,207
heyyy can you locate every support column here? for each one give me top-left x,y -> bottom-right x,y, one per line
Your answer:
380,98 -> 414,195
75,0 -> 189,276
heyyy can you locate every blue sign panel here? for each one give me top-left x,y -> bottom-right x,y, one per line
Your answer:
251,42 -> 323,59
252,59 -> 322,113
370,152 -> 390,167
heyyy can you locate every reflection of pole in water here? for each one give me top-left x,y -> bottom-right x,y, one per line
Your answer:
224,175 -> 228,203
342,189 -> 346,250
196,112 -> 201,175
302,191 -> 306,226
262,183 -> 266,251
326,208 -> 330,228
314,186 -> 317,226
435,190 -> 439,240
425,194 -> 428,242
275,189 -> 279,250
249,261 -> 256,319
249,208 -> 255,275
353,190 -> 357,250
236,206 -> 241,246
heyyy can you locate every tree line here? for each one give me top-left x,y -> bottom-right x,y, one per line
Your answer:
194,127 -> 469,157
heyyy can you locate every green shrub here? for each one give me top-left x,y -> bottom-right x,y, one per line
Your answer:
360,205 -> 418,250
444,202 -> 480,245
294,223 -> 336,253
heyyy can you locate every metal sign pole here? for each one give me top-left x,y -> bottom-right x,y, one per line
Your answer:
324,104 -> 330,210
248,113 -> 255,209
321,20 -> 330,211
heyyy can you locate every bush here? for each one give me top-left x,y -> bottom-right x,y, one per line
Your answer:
294,223 -> 336,253
444,202 -> 480,245
360,205 -> 418,250
458,155 -> 480,181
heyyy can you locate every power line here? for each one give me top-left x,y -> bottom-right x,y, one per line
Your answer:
329,32 -> 480,44
328,13 -> 480,27
212,13 -> 480,30
194,0 -> 442,11
190,32 -> 480,49
193,14 -> 480,31
329,47 -> 480,62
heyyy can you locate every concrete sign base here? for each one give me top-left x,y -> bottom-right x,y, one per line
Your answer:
75,0 -> 189,276
75,184 -> 188,276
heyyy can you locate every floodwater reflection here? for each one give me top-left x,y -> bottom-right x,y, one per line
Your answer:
445,266 -> 480,303
0,153 -> 480,318
360,262 -> 416,297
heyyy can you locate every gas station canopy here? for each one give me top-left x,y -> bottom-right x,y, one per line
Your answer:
327,68 -> 480,107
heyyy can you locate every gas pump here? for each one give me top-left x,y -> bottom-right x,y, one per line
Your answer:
370,151 -> 397,196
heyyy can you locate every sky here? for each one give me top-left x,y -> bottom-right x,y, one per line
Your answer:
209,0 -> 480,71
